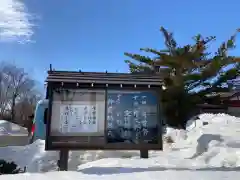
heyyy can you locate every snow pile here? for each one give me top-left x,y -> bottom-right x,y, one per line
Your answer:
0,140 -> 59,172
2,169 -> 240,180
0,113 -> 239,179
164,127 -> 187,143
0,120 -> 28,135
164,113 -> 240,167
0,139 -> 140,172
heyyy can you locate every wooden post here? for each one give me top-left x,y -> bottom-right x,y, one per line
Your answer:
140,149 -> 149,158
58,150 -> 69,171
49,64 -> 52,71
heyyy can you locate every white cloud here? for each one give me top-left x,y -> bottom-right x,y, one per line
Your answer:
0,0 -> 35,43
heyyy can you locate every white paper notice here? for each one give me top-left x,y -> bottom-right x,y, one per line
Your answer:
60,104 -> 98,133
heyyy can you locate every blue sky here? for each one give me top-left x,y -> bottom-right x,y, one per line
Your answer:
0,0 -> 240,88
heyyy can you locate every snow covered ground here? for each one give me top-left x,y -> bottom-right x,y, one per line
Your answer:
0,113 -> 240,179
0,120 -> 28,135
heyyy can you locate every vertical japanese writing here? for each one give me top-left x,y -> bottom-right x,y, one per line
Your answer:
59,104 -> 99,134
106,91 -> 159,144
141,96 -> 147,105
116,94 -> 121,104
107,98 -> 115,137
61,105 -> 69,133
83,106 -> 88,124
60,105 -> 74,133
116,112 -> 122,126
141,96 -> 148,137
90,105 -> 96,125
122,109 -> 132,139
74,107 -> 79,121
133,95 -> 141,143
80,105 -> 98,132
115,94 -> 122,127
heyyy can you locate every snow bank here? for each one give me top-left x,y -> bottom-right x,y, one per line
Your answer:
164,113 -> 240,167
0,140 -> 59,172
0,113 -> 239,175
1,170 -> 240,180
0,120 -> 28,135
0,139 -> 140,172
164,127 -> 187,143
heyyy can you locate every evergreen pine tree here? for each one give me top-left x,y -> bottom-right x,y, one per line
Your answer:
125,27 -> 240,127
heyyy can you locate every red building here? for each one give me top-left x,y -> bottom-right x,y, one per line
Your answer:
198,91 -> 240,117
221,91 -> 240,117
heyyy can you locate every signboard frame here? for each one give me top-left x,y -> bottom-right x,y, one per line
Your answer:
45,71 -> 163,151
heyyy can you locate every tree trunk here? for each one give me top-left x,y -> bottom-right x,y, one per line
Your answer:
11,94 -> 17,121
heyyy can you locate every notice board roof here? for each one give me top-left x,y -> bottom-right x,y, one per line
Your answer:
46,70 -> 163,86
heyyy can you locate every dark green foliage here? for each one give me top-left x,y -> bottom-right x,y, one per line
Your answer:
125,27 -> 240,128
0,159 -> 25,175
